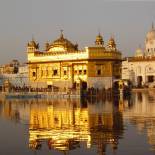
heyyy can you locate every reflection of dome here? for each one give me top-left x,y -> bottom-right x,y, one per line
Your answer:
95,33 -> 104,46
146,24 -> 155,42
135,47 -> 143,57
49,31 -> 78,51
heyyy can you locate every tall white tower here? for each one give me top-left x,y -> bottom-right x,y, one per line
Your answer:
145,23 -> 155,57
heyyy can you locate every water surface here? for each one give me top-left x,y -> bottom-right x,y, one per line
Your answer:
0,92 -> 155,155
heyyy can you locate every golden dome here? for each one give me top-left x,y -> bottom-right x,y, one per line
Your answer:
146,23 -> 155,42
49,31 -> 78,51
108,37 -> 115,45
107,37 -> 116,50
135,46 -> 143,57
27,39 -> 39,49
95,33 -> 104,46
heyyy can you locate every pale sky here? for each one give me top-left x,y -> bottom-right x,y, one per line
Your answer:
0,0 -> 155,64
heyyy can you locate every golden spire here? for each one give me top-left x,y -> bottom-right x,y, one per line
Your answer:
60,29 -> 64,39
95,32 -> 104,46
107,35 -> 116,51
27,36 -> 39,49
32,34 -> 35,41
45,41 -> 49,51
152,22 -> 154,30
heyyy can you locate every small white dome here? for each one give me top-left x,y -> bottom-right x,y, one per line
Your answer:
135,47 -> 143,57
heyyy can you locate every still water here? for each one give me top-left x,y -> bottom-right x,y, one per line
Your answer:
0,92 -> 155,155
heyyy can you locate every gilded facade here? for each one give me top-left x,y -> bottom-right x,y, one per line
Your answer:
27,31 -> 122,89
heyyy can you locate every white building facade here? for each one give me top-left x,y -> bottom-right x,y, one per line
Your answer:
0,64 -> 29,87
122,24 -> 155,87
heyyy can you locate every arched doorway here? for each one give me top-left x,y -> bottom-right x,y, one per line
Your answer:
113,81 -> 119,90
81,81 -> 87,90
137,76 -> 142,87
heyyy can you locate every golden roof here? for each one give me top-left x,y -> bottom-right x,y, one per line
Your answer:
27,39 -> 39,49
107,37 -> 116,50
95,33 -> 104,46
49,31 -> 78,51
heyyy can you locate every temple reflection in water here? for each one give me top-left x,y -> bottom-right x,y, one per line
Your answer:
29,99 -> 124,155
2,92 -> 155,154
122,91 -> 155,151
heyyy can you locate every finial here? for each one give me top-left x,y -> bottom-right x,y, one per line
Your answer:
110,33 -> 115,39
60,29 -> 64,38
60,29 -> 63,34
32,34 -> 35,41
98,28 -> 101,36
152,22 -> 154,30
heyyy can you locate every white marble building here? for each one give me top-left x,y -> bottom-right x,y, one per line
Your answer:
0,64 -> 29,87
122,24 -> 155,87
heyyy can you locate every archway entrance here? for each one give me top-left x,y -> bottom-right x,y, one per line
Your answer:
81,81 -> 87,90
72,81 -> 87,90
137,76 -> 142,87
113,81 -> 119,90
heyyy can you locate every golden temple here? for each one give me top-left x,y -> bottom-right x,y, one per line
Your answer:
27,31 -> 122,90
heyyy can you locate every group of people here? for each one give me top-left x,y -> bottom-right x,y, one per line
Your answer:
9,86 -> 58,92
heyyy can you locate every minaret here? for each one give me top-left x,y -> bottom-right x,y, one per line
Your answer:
145,22 -> 155,57
152,22 -> 154,30
27,37 -> 39,63
27,37 -> 39,53
60,29 -> 64,39
95,32 -> 104,46
107,36 -> 116,51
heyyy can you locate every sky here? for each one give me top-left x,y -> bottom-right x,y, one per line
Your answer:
0,0 -> 155,64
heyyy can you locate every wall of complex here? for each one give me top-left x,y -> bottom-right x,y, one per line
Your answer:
0,73 -> 29,87
87,61 -> 112,77
29,59 -> 121,89
28,61 -> 88,83
122,59 -> 155,86
87,77 -> 113,89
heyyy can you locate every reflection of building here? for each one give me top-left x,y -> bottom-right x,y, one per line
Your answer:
123,92 -> 155,151
28,99 -> 124,155
0,98 -> 124,154
29,100 -> 90,151
0,99 -> 30,123
122,24 -> 155,87
27,31 -> 122,89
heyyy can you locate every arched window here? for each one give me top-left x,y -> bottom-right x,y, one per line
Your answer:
32,72 -> 36,77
